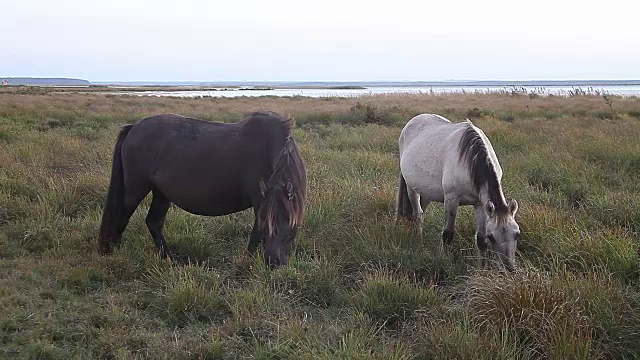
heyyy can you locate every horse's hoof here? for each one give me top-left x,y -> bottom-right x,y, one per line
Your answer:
98,243 -> 113,255
165,251 -> 180,261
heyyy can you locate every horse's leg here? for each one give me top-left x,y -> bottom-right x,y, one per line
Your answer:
407,187 -> 424,229
247,214 -> 264,255
442,195 -> 460,245
109,184 -> 150,250
395,173 -> 413,223
421,197 -> 431,222
146,188 -> 172,258
474,204 -> 489,269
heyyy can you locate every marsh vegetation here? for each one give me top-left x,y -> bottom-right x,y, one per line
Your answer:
1,92 -> 639,358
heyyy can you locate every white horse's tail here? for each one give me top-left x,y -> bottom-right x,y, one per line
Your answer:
395,173 -> 413,222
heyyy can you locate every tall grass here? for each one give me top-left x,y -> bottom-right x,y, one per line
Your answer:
1,92 -> 639,358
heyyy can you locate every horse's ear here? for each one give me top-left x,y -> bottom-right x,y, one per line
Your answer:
509,198 -> 518,216
485,201 -> 495,218
286,181 -> 294,200
259,179 -> 267,198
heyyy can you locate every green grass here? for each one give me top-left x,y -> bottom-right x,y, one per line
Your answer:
1,92 -> 640,358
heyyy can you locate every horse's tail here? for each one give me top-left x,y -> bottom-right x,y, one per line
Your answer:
98,124 -> 133,254
395,172 -> 413,223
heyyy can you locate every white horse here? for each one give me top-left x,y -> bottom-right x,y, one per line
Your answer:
396,114 -> 520,271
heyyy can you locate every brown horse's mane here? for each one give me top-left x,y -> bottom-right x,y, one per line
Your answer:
458,122 -> 509,218
257,115 -> 306,236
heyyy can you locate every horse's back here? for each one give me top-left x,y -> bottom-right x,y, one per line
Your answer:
122,113 -> 241,178
399,113 -> 468,162
122,112 -> 289,172
399,114 -> 467,153
119,113 -> 289,216
399,114 -> 474,203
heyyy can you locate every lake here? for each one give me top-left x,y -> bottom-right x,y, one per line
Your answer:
112,85 -> 640,98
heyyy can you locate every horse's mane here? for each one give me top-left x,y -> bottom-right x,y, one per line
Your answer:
458,121 -> 509,217
257,116 -> 306,236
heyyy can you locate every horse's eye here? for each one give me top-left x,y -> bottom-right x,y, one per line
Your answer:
487,235 -> 496,243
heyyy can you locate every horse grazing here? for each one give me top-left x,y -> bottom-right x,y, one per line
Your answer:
98,112 -> 306,267
396,114 -> 520,271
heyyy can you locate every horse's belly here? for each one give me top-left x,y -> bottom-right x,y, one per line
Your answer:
170,191 -> 252,216
155,175 -> 252,216
401,162 -> 446,202
174,200 -> 251,217
412,181 -> 445,203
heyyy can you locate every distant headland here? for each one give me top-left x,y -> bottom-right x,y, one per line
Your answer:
0,77 -> 91,86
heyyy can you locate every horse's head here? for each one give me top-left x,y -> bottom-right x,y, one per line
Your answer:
485,199 -> 520,271
258,179 -> 304,267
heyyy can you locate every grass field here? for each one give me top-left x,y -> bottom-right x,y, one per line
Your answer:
1,91 -> 640,359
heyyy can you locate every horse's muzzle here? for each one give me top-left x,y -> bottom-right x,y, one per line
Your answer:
265,254 -> 287,268
503,263 -> 515,272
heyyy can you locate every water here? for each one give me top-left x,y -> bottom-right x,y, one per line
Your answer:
112,85 -> 640,98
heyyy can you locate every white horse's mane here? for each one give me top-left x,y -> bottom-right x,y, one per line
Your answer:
458,123 -> 509,216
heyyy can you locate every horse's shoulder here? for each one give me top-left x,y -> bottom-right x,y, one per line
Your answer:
243,112 -> 292,127
239,113 -> 293,144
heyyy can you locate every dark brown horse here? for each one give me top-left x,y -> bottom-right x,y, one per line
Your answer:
98,112 -> 306,266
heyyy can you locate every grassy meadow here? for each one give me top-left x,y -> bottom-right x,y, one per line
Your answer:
1,90 -> 640,359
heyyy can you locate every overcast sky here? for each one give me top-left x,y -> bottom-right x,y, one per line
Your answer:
2,0 -> 639,82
